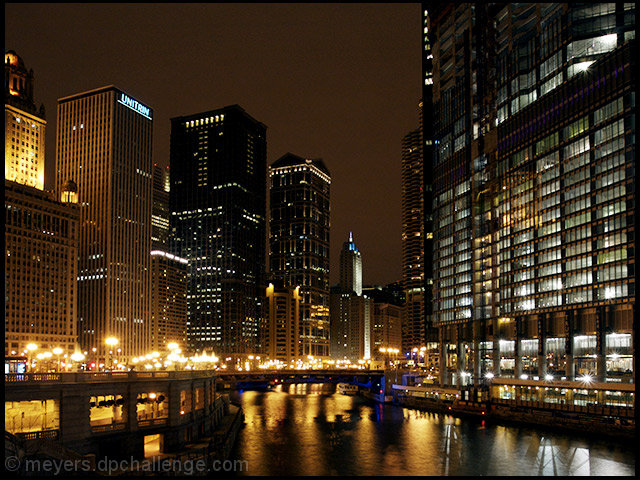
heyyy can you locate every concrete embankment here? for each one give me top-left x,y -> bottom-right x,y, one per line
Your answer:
391,394 -> 634,440
488,404 -> 635,439
210,403 -> 244,461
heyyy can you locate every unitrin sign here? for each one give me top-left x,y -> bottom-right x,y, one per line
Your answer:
117,92 -> 152,120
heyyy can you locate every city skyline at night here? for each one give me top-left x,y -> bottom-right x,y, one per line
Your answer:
3,3 -> 636,476
4,3 -> 422,287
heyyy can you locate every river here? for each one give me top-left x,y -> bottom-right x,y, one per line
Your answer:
229,383 -> 634,476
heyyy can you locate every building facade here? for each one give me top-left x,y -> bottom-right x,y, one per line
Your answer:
4,180 -> 79,356
5,50 -> 46,190
150,250 -> 188,352
266,283 -> 301,363
363,284 -> 404,357
330,288 -> 372,361
269,153 -> 331,358
371,302 -> 403,357
170,105 -> 267,356
424,3 -> 636,385
56,85 -> 154,361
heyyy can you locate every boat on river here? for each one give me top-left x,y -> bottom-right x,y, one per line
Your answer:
337,383 -> 358,395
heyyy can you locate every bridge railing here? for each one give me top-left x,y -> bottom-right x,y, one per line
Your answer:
4,370 -> 217,384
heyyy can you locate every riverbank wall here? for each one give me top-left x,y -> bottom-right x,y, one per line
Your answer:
386,383 -> 635,440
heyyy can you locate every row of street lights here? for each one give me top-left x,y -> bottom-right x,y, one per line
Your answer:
20,343 -> 88,372
19,339 -> 432,374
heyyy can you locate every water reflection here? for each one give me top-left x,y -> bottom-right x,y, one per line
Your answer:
231,383 -> 635,476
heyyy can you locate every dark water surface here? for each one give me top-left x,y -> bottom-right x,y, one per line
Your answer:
230,383 -> 635,476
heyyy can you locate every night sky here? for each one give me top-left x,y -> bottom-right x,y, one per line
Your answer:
5,3 -> 421,286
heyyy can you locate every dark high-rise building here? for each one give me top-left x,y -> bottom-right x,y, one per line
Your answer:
56,86 -> 153,361
152,164 -> 170,250
150,162 -> 187,352
269,153 -> 331,358
170,105 -> 267,356
424,3 -> 636,386
339,232 -> 362,295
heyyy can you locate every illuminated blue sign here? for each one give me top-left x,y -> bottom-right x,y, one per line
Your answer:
118,93 -> 152,120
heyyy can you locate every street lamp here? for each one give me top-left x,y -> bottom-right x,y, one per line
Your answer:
70,352 -> 85,372
26,343 -> 38,372
53,348 -> 63,372
105,337 -> 119,370
43,352 -> 52,372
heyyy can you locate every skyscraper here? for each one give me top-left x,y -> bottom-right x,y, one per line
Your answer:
5,50 -> 46,189
424,3 -> 636,385
170,105 -> 267,356
150,162 -> 187,352
331,233 -> 371,360
56,85 -> 153,361
269,153 -> 331,358
339,232 -> 362,295
4,50 -> 79,360
401,117 -> 426,354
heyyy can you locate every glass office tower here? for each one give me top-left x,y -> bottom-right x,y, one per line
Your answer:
424,3 -> 635,385
170,105 -> 267,356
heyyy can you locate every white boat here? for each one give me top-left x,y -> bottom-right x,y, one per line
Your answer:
336,383 -> 358,395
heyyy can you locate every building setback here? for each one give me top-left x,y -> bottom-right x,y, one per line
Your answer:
269,153 -> 331,358
56,85 -> 153,361
170,105 -> 267,356
423,3 -> 635,386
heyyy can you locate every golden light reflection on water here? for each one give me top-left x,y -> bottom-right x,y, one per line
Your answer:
233,384 -> 635,476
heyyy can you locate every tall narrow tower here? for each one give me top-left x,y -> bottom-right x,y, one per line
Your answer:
339,232 -> 362,295
401,109 -> 425,354
56,86 -> 153,361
